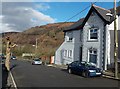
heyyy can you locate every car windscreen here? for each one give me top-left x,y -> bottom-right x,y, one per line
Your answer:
81,62 -> 96,68
34,59 -> 40,61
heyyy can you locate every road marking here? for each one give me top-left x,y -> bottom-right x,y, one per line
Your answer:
10,71 -> 18,89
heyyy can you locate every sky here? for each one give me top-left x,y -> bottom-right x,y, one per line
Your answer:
0,1 -> 120,33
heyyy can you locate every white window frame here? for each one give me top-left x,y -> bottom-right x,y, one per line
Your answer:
88,28 -> 98,41
68,50 -> 72,58
64,50 -> 67,57
88,48 -> 97,64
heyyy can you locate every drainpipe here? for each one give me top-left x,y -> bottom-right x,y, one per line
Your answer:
102,23 -> 107,70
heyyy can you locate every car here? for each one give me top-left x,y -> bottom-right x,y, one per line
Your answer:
31,58 -> 42,65
0,54 -> 5,64
67,61 -> 102,77
11,56 -> 17,60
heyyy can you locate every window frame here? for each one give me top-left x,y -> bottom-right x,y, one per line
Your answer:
88,48 -> 97,64
88,27 -> 98,41
68,50 -> 72,58
64,50 -> 67,57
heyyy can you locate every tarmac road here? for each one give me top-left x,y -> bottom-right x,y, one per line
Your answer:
10,60 -> 119,88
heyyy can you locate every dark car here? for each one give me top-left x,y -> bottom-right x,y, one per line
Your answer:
0,54 -> 5,64
67,61 -> 102,77
11,56 -> 17,60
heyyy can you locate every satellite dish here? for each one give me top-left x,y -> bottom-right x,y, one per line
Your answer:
106,13 -> 113,17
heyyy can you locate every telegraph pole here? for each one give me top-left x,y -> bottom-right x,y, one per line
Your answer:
35,38 -> 38,57
114,0 -> 118,79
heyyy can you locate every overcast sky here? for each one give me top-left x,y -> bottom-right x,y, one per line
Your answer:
0,0 -> 119,33
1,2 -> 56,33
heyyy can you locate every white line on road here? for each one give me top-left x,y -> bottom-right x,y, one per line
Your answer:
10,71 -> 18,89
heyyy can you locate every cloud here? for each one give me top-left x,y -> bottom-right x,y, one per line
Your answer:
1,2 -> 55,33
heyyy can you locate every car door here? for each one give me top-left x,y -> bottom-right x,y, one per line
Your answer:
72,61 -> 81,74
70,61 -> 78,73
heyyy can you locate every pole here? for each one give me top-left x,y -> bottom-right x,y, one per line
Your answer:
114,0 -> 118,79
36,38 -> 38,49
35,38 -> 38,57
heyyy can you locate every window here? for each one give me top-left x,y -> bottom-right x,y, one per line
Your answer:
66,32 -> 73,42
89,28 -> 98,40
88,48 -> 97,64
64,50 -> 67,57
68,50 -> 72,58
69,38 -> 73,42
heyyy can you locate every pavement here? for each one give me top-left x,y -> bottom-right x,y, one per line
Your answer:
48,64 -> 120,81
1,63 -> 16,89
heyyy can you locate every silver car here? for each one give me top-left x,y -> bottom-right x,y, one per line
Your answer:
32,58 -> 42,65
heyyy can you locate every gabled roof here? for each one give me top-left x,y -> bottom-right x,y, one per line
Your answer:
63,18 -> 84,32
63,5 -> 120,32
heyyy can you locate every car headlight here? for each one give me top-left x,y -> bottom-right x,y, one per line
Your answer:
89,70 -> 96,72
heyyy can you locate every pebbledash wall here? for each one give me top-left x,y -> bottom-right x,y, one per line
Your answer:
82,12 -> 105,69
55,30 -> 82,65
55,9 -> 120,70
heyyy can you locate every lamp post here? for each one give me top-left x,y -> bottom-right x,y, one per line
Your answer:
114,0 -> 118,79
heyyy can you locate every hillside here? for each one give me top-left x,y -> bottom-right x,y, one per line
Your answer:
2,22 -> 74,57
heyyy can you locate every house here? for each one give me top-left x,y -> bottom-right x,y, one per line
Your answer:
55,4 -> 120,70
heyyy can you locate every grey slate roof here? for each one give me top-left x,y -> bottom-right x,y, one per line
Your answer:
63,4 -> 120,32
63,18 -> 84,32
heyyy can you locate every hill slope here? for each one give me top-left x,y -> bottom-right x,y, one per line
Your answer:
2,22 -> 74,57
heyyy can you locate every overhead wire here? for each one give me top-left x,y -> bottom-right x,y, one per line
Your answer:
56,0 -> 99,28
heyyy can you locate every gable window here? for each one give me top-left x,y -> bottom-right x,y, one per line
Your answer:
88,48 -> 97,64
89,28 -> 98,40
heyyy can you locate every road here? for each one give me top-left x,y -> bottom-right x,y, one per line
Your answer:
10,60 -> 119,88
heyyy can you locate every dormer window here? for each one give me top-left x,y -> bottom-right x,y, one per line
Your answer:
89,27 -> 98,40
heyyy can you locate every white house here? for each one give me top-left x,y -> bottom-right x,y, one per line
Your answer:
55,4 -> 120,70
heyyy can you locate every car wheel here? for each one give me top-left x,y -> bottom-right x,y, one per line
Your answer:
82,71 -> 89,78
68,68 -> 72,74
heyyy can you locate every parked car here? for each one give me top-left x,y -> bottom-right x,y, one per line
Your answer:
31,58 -> 42,65
67,61 -> 102,77
11,56 -> 17,60
0,54 -> 5,64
